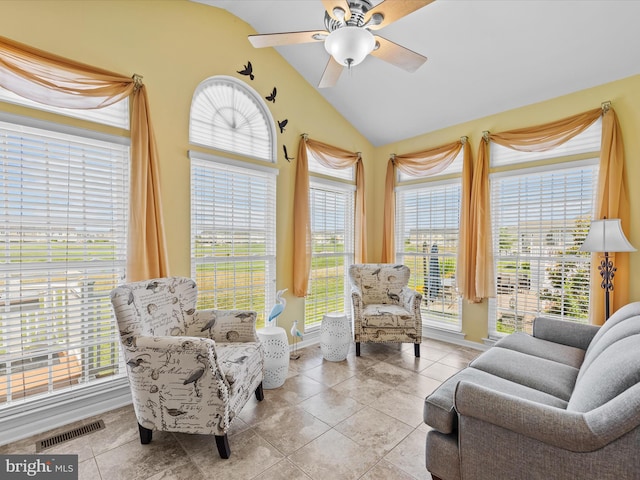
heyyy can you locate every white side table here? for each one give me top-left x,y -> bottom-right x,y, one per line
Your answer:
256,326 -> 289,389
320,312 -> 351,362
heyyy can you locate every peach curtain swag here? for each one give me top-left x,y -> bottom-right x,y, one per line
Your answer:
381,138 -> 466,263
471,106 -> 629,323
293,135 -> 366,297
0,35 -> 169,281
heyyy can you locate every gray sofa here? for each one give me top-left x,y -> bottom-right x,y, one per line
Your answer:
423,302 -> 640,480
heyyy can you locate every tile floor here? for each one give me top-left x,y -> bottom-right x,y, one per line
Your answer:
1,339 -> 480,480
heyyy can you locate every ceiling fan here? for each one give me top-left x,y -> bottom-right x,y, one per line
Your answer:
248,0 -> 434,88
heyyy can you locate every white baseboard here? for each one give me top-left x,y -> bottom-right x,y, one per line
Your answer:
424,326 -> 488,351
0,377 -> 132,446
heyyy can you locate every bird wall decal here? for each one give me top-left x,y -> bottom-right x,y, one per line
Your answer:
265,87 -> 277,103
237,61 -> 254,80
278,119 -> 288,133
267,288 -> 287,327
283,144 -> 294,162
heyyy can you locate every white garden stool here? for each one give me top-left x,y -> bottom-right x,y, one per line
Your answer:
256,326 -> 289,389
320,312 -> 351,362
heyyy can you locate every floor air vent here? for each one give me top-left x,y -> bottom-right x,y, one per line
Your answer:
36,419 -> 105,452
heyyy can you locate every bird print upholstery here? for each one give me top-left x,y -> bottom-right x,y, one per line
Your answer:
110,276 -> 264,458
349,264 -> 423,357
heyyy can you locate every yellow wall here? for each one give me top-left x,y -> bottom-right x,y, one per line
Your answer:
1,1 -> 638,346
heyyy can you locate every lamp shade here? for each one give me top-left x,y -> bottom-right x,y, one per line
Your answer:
324,26 -> 375,67
580,218 -> 636,253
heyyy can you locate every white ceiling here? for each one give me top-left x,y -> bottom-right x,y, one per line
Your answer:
196,0 -> 640,147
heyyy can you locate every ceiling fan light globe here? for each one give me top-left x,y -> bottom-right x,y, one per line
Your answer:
324,26 -> 375,67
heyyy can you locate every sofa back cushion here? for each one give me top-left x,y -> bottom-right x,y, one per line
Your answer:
580,302 -> 640,375
578,304 -> 640,384
349,263 -> 410,304
568,334 -> 640,412
568,303 -> 640,412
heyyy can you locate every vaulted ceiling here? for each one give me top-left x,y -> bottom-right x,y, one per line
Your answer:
196,0 -> 640,147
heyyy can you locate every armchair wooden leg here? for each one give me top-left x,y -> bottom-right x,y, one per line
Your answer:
355,342 -> 361,357
215,434 -> 231,459
138,423 -> 152,444
255,382 -> 264,401
414,343 -> 420,357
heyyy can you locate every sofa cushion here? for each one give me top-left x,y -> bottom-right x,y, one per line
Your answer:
495,332 -> 585,369
578,315 -> 640,383
424,367 -> 568,434
568,334 -> 640,412
470,348 -> 579,401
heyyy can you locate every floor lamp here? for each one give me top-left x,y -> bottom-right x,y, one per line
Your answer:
580,218 -> 636,320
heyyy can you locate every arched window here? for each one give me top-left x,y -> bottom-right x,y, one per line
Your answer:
189,76 -> 277,328
189,76 -> 276,163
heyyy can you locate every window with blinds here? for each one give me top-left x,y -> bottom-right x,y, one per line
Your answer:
189,76 -> 276,163
0,118 -> 129,406
190,153 -> 276,328
489,121 -> 601,337
305,178 -> 355,330
396,178 -> 462,330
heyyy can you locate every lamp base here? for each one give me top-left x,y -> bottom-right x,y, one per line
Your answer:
598,252 -> 616,321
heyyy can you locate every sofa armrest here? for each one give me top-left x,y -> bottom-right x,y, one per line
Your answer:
454,380 -> 640,452
191,309 -> 259,343
532,316 -> 599,350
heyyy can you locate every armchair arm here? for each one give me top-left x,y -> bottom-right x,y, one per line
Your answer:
133,335 -> 228,387
190,309 -> 259,343
123,335 -> 233,434
400,286 -> 422,311
350,288 -> 364,331
532,316 -> 599,350
454,381 -> 640,452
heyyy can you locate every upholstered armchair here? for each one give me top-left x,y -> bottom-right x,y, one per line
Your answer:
348,264 -> 422,357
110,276 -> 264,459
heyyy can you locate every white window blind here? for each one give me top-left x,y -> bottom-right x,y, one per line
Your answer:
189,76 -> 276,163
190,153 -> 276,328
489,160 -> 598,337
396,179 -> 462,330
0,87 -> 130,129
0,120 -> 129,406
305,179 -> 355,330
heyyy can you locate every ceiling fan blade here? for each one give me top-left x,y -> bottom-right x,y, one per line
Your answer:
249,30 -> 328,48
322,0 -> 351,22
364,0 -> 435,30
371,35 -> 427,73
318,57 -> 344,88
